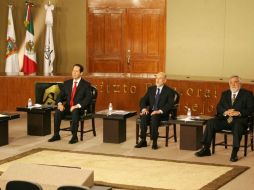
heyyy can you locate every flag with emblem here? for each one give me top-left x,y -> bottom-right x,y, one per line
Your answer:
22,3 -> 37,75
5,5 -> 19,74
44,3 -> 55,75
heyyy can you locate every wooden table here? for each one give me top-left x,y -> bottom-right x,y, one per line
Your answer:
168,115 -> 212,150
16,105 -> 55,136
95,109 -> 137,143
0,113 -> 20,146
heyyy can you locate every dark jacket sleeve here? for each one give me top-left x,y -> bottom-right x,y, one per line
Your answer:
56,80 -> 69,104
160,87 -> 175,114
79,81 -> 92,109
216,90 -> 229,116
236,90 -> 254,117
139,87 -> 152,111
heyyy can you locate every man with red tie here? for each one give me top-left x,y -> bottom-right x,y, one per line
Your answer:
48,64 -> 92,144
135,72 -> 176,149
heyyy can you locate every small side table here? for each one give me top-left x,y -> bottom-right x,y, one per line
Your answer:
16,106 -> 55,136
168,115 -> 212,150
95,110 -> 137,143
0,113 -> 20,146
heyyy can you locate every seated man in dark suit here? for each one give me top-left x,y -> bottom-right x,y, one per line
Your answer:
195,75 -> 254,161
48,64 -> 92,144
135,72 -> 176,149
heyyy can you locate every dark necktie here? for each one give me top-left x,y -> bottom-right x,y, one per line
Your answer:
153,88 -> 160,110
232,93 -> 236,105
70,81 -> 77,106
228,93 -> 236,123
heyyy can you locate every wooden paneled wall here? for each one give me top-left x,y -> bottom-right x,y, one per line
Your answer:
1,75 -> 254,116
87,0 -> 166,73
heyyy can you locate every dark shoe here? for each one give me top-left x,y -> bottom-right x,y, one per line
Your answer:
152,143 -> 158,150
69,136 -> 78,144
230,148 -> 239,162
230,155 -> 238,162
195,147 -> 211,157
135,140 -> 147,148
48,135 -> 61,142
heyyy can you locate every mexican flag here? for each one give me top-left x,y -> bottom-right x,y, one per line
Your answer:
22,3 -> 37,75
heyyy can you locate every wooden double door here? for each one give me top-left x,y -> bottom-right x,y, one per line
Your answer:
87,0 -> 166,73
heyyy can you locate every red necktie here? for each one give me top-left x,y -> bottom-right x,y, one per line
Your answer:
70,81 -> 77,106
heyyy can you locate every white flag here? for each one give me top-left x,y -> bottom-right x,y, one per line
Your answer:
44,3 -> 55,75
5,5 -> 19,74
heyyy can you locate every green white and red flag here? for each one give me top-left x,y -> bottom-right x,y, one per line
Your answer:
22,3 -> 37,75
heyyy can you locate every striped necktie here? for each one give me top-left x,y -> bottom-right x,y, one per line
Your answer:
232,93 -> 236,105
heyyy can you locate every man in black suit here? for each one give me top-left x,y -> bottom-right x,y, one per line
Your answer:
135,72 -> 176,149
48,64 -> 92,144
195,75 -> 254,161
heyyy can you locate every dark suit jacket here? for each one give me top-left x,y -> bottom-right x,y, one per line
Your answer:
140,85 -> 176,115
216,88 -> 254,119
57,78 -> 92,110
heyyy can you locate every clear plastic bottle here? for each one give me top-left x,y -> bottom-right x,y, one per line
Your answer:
187,108 -> 191,118
27,98 -> 32,108
108,102 -> 113,115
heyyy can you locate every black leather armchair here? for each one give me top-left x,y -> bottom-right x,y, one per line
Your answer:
57,185 -> 89,190
35,82 -> 63,105
6,180 -> 43,190
60,86 -> 98,141
212,114 -> 254,156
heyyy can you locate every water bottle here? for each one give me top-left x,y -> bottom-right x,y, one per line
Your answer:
108,102 -> 113,115
27,98 -> 32,108
187,108 -> 191,118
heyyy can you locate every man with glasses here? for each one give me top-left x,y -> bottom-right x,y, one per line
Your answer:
195,75 -> 254,161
